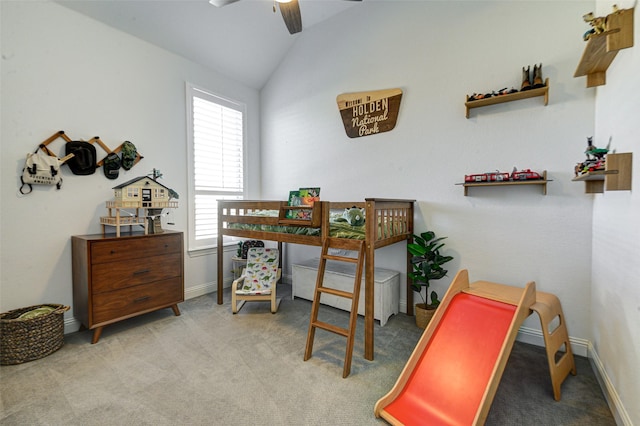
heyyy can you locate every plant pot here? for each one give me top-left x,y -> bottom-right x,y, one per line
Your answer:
415,303 -> 437,329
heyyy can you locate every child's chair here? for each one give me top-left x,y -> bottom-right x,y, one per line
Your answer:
231,247 -> 281,314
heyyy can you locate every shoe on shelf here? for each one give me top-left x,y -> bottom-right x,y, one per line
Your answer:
532,63 -> 545,88
521,65 -> 532,91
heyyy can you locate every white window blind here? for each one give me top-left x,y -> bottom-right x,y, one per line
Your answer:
187,83 -> 245,251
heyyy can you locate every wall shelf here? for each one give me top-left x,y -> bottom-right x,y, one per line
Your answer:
458,171 -> 549,196
574,8 -> 634,87
465,79 -> 549,118
572,153 -> 632,193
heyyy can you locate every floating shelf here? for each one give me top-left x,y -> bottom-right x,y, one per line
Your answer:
572,153 -> 632,193
574,8 -> 634,87
458,171 -> 550,196
465,79 -> 549,118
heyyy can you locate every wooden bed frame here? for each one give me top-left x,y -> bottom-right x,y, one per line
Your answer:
217,198 -> 415,360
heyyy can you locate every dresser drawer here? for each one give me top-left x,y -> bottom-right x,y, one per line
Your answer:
91,277 -> 183,325
72,231 -> 184,343
91,233 -> 181,264
91,253 -> 181,294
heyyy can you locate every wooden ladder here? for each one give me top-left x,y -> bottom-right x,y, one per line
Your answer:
304,237 -> 366,378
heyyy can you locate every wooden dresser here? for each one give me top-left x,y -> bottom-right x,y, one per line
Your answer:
72,231 -> 184,343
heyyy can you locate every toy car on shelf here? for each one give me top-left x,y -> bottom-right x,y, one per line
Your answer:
465,173 -> 488,183
588,159 -> 605,172
575,159 -> 606,176
465,171 -> 510,183
511,169 -> 543,181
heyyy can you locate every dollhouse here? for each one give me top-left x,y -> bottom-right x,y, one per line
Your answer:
100,176 -> 178,236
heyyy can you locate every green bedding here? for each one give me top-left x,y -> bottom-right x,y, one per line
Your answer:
227,210 -> 366,239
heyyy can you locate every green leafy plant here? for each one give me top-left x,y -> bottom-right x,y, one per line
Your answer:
408,230 -> 454,308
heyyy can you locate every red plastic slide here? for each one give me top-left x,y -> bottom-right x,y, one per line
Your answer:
375,270 -> 536,425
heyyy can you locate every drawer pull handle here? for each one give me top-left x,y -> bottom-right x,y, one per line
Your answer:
133,269 -> 150,275
133,296 -> 150,303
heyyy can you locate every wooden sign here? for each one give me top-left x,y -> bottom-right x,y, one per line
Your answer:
336,88 -> 402,138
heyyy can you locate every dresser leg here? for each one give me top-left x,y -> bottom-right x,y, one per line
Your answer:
171,304 -> 181,316
91,327 -> 103,344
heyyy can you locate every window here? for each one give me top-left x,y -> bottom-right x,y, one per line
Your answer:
186,83 -> 245,251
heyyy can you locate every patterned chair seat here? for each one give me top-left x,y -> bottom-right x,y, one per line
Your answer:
232,248 -> 281,313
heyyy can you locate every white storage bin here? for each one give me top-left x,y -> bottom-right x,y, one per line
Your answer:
292,258 -> 399,326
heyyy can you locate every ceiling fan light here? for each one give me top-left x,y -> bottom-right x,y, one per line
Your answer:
275,0 -> 292,3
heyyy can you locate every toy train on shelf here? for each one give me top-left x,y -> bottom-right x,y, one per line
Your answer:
465,168 -> 543,183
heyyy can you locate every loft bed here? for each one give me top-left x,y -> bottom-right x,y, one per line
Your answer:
217,198 -> 415,360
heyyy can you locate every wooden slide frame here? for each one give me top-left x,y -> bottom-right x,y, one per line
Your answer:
374,269 -> 537,425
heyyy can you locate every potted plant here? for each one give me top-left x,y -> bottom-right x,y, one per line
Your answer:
408,230 -> 454,328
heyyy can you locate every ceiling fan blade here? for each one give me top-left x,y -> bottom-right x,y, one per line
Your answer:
278,0 -> 302,35
208,0 -> 240,7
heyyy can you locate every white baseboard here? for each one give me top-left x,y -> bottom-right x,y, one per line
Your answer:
516,325 -> 589,358
185,281 -> 217,299
64,318 -> 81,334
517,328 -> 630,424
589,343 -> 632,426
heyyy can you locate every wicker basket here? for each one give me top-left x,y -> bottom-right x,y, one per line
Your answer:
415,303 -> 437,329
0,304 -> 69,365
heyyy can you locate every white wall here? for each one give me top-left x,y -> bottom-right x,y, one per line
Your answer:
591,3 -> 640,424
261,0 -> 596,346
3,0 -> 637,422
0,1 -> 261,326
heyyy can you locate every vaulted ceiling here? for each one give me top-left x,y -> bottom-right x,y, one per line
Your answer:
56,0 -> 363,90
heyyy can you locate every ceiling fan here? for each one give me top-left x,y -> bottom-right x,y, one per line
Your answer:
209,0 -> 362,35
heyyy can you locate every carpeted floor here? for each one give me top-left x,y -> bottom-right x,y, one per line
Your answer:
0,284 -> 615,425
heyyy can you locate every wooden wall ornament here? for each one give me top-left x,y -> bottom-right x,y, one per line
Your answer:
336,88 -> 402,138
36,130 -> 143,171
